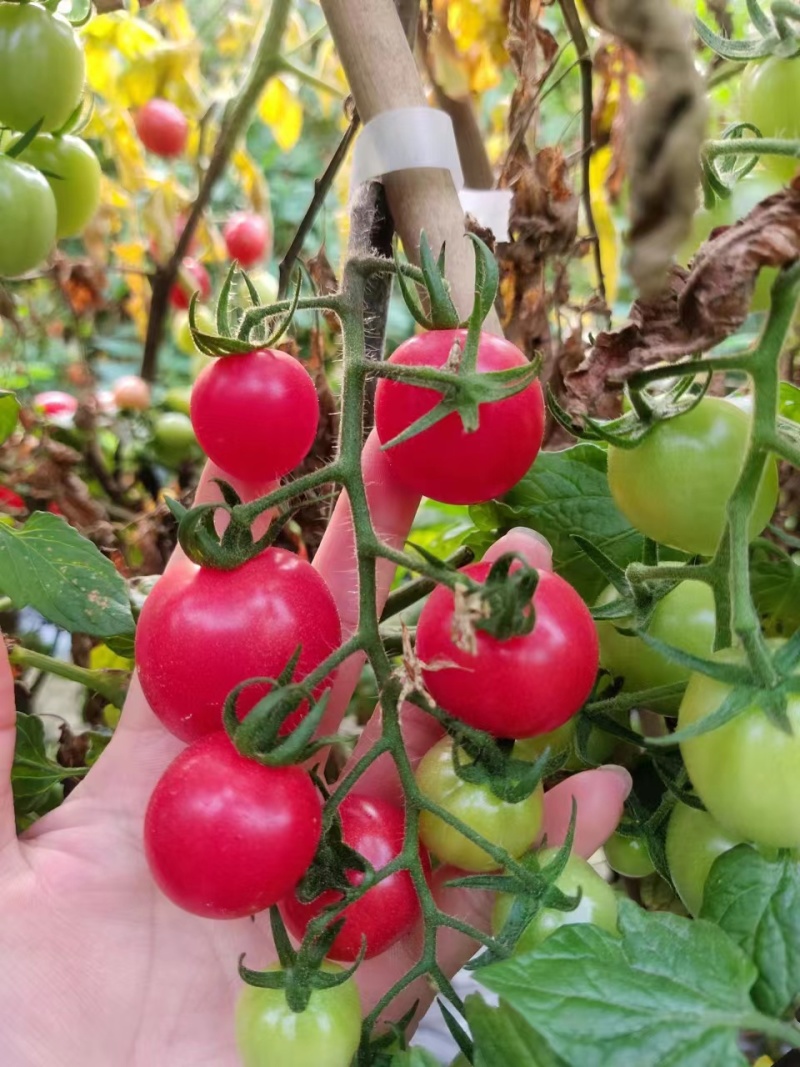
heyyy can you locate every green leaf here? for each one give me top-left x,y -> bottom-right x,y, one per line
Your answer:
0,391 -> 20,446
701,845 -> 800,1019
467,995 -> 568,1067
491,445 -> 644,601
478,900 -> 765,1067
11,713 -> 73,818
779,381 -> 800,424
0,513 -> 135,638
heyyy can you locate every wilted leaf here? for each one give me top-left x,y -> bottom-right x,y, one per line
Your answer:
258,78 -> 303,152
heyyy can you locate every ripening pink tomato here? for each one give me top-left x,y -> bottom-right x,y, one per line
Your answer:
190,349 -> 319,482
32,391 -> 77,419
374,329 -> 544,504
169,258 -> 211,311
223,211 -> 271,268
135,99 -> 188,158
135,549 -> 342,742
144,732 -> 322,918
112,375 -> 151,411
280,794 -> 430,962
416,561 -> 599,739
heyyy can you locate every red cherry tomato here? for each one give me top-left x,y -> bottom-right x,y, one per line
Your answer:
32,390 -> 77,418
144,732 -> 322,918
135,99 -> 188,158
111,374 -> 151,411
0,485 -> 24,511
190,349 -> 319,482
374,329 -> 545,504
135,550 -> 342,742
280,794 -> 430,962
223,211 -> 271,269
169,258 -> 211,311
416,561 -> 599,739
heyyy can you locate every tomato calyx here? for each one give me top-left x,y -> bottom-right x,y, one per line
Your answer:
222,652 -> 340,766
239,908 -> 362,1014
445,729 -> 556,804
187,262 -> 300,356
471,552 -> 541,641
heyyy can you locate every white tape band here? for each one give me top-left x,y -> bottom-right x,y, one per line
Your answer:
351,107 -> 512,242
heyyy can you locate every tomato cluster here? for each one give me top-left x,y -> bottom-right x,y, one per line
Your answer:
0,4 -> 101,276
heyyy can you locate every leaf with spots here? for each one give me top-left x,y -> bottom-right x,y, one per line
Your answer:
0,512 -> 134,638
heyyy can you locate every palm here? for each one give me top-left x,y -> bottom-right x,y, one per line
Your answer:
0,679 -> 270,1067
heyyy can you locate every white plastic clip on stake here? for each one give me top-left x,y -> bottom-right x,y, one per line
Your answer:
350,107 -> 512,242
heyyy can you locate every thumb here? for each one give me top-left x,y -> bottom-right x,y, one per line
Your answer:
0,636 -> 18,852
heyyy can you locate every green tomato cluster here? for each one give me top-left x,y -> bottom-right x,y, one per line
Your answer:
0,4 -> 101,277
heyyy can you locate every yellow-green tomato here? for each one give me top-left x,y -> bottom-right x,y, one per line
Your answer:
18,135 -> 101,238
238,268 -> 279,306
604,832 -> 655,878
740,57 -> 800,183
665,801 -> 744,917
171,306 -> 217,356
491,848 -> 619,954
513,714 -> 621,771
235,964 -> 362,1067
162,387 -> 192,416
416,736 -> 544,872
679,642 -> 800,849
607,397 -> 779,556
596,577 -> 716,714
0,156 -> 56,277
152,412 -> 198,467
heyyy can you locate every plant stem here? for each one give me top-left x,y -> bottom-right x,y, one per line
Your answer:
140,0 -> 293,381
9,646 -> 129,708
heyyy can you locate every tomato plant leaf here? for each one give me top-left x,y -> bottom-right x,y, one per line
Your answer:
0,513 -> 134,638
478,899 -> 766,1067
701,844 -> 800,1019
11,713 -> 75,819
751,557 -> 800,637
488,444 -> 645,601
466,995 -> 569,1067
0,390 -> 20,446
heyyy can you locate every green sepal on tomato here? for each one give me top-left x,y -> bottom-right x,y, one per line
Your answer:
235,964 -> 362,1067
0,3 -> 85,134
144,732 -> 322,918
665,801 -> 745,917
18,134 -> 101,238
374,328 -> 545,505
492,847 -> 619,953
416,561 -> 599,739
279,794 -> 430,962
678,642 -> 800,849
0,156 -> 56,278
135,548 -> 342,742
596,575 -> 717,714
607,397 -> 779,557
415,736 -> 544,872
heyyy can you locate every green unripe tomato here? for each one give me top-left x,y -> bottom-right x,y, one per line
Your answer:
237,268 -> 279,307
596,576 -> 716,714
171,306 -> 218,357
513,712 -> 623,770
492,847 -> 619,953
152,412 -> 198,467
416,736 -> 544,872
665,801 -> 744,917
18,135 -> 101,238
740,57 -> 800,183
0,156 -> 57,277
0,4 -> 86,133
607,397 -> 779,556
235,964 -> 362,1067
604,832 -> 656,878
679,641 -> 800,849
162,387 -> 192,416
